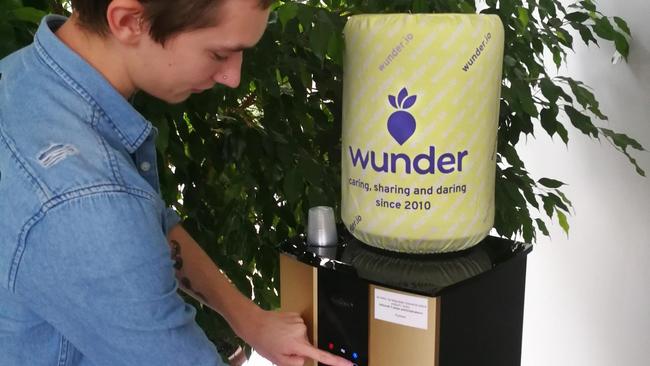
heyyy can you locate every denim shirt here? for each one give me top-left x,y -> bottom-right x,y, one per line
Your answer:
0,15 -> 225,366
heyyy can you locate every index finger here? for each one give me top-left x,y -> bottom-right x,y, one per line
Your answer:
294,342 -> 354,366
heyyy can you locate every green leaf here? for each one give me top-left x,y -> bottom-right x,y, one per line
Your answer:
538,178 -> 565,188
547,17 -> 563,28
632,158 -> 646,177
0,21 -> 19,58
613,32 -> 630,59
282,167 -> 303,206
601,128 -> 646,177
580,0 -> 596,12
412,0 -> 429,12
298,155 -> 323,187
10,6 -> 46,24
522,186 -> 539,209
557,209 -> 570,236
503,180 -> 527,208
564,79 -> 607,120
565,12 -> 590,23
539,0 -> 556,18
532,37 -> 544,53
592,17 -> 616,41
522,216 -> 535,243
539,78 -> 564,104
517,7 -> 530,28
575,23 -> 598,45
551,46 -> 562,68
555,29 -> 573,47
601,128 -> 645,152
327,32 -> 344,65
513,81 -> 538,117
555,190 -> 574,208
277,3 -> 299,30
542,195 -> 555,218
535,218 -> 550,236
500,143 -> 525,169
548,192 -> 570,212
613,16 -> 631,36
154,117 -> 170,153
504,55 -> 518,67
539,107 -> 559,138
296,4 -> 314,32
556,122 -> 570,144
565,106 -> 599,137
308,10 -> 334,61
459,2 -> 476,13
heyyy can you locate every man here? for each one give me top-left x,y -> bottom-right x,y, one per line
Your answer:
0,1 -> 352,365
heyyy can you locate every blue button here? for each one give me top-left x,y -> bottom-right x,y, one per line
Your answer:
352,352 -> 359,359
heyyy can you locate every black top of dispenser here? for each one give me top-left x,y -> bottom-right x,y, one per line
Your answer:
279,227 -> 532,297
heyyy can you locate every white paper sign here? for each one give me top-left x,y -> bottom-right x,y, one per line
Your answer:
374,288 -> 428,330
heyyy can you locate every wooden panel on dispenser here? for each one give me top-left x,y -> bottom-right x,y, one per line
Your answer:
368,285 -> 439,366
279,254 -> 318,366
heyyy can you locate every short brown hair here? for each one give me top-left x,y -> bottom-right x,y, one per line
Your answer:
71,0 -> 274,43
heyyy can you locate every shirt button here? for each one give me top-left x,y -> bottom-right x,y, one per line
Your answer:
140,161 -> 151,172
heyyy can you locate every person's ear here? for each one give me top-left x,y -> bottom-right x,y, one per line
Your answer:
105,0 -> 147,45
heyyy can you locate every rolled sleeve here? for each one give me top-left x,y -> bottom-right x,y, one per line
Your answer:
16,190 -> 226,366
164,206 -> 182,235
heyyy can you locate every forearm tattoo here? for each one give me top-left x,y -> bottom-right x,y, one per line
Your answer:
171,240 -> 183,270
170,240 -> 207,303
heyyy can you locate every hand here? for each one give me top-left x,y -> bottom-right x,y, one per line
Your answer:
239,309 -> 353,366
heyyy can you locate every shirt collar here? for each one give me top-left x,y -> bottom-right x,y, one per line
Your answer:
34,15 -> 152,154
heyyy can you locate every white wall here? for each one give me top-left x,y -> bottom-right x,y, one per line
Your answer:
520,1 -> 650,365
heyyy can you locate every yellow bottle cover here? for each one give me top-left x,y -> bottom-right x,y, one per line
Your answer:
341,14 -> 504,253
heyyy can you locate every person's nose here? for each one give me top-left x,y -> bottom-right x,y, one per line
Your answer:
214,52 -> 243,88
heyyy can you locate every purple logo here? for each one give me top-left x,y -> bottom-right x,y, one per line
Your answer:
387,87 -> 417,145
347,87 -> 470,176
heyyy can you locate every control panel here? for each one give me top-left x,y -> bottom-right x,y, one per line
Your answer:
317,267 -> 369,366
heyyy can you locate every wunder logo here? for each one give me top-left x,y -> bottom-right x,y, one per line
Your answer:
348,87 -> 469,175
387,88 -> 417,145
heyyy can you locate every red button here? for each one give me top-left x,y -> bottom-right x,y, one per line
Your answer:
328,342 -> 334,350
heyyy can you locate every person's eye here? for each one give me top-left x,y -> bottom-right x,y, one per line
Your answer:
210,52 -> 228,62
